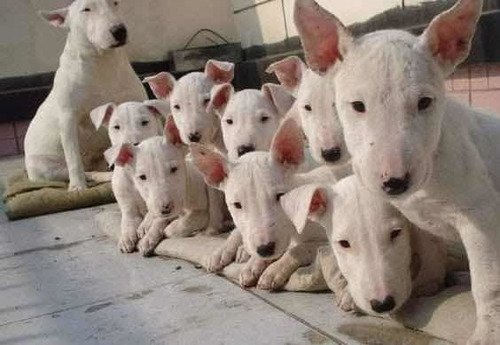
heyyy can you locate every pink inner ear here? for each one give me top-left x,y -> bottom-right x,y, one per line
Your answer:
206,61 -> 234,83
272,119 -> 304,167
165,116 -> 183,145
295,0 -> 343,73
267,58 -> 302,91
116,146 -> 134,166
146,74 -> 173,99
310,189 -> 327,213
433,13 -> 475,62
49,14 -> 65,26
195,149 -> 227,186
212,86 -> 231,109
146,105 -> 162,117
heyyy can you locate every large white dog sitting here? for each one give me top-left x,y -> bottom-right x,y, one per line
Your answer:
294,0 -> 499,343
24,0 -> 147,191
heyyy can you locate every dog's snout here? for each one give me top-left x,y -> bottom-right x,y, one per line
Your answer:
237,144 -> 255,157
321,147 -> 342,163
188,132 -> 202,143
110,24 -> 128,45
161,202 -> 173,216
370,296 -> 396,313
382,173 -> 411,196
256,242 -> 276,258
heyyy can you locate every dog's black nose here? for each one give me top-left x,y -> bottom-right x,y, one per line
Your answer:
256,242 -> 275,258
110,24 -> 128,45
188,132 -> 202,143
161,203 -> 173,216
370,296 -> 396,313
237,144 -> 255,157
321,147 -> 341,163
133,142 -> 140,146
382,173 -> 411,196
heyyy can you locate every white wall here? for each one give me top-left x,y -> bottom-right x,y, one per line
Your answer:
0,0 -> 240,78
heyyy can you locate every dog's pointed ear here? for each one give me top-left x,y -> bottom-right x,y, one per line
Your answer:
417,0 -> 482,76
280,184 -> 330,234
208,83 -> 234,116
164,115 -> 183,146
270,118 -> 304,168
39,8 -> 69,28
261,83 -> 296,117
143,72 -> 176,100
144,99 -> 170,118
90,103 -> 116,129
294,0 -> 353,75
105,144 -> 135,167
266,56 -> 306,95
205,60 -> 235,84
191,144 -> 231,190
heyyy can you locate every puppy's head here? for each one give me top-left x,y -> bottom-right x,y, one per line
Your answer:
267,56 -> 349,166
40,0 -> 129,50
106,116 -> 187,218
144,60 -> 235,146
91,100 -> 167,146
281,176 -> 414,315
209,83 -> 295,162
192,118 -> 305,260
294,0 -> 482,198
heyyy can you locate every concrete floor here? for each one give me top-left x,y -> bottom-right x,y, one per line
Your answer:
0,156 -> 446,345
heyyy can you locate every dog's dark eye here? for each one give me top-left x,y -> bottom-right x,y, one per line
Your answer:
390,228 -> 402,241
418,97 -> 433,111
276,193 -> 285,202
173,104 -> 180,111
351,101 -> 366,113
339,240 -> 351,249
226,119 -> 233,125
114,1 -> 119,6
261,116 -> 269,123
170,166 -> 178,174
82,8 -> 91,12
139,174 -> 147,181
141,120 -> 149,127
233,202 -> 242,209
304,104 -> 312,112
113,125 -> 120,130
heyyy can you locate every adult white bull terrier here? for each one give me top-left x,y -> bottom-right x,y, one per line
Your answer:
24,0 -> 147,191
106,116 -> 208,255
208,83 -> 295,162
266,56 -> 350,167
281,176 -> 447,315
192,118 -> 335,289
294,0 -> 499,343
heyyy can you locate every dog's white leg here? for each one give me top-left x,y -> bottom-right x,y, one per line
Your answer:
164,209 -> 209,238
456,199 -> 500,345
136,211 -> 155,239
137,217 -> 171,257
208,228 -> 243,272
257,242 -> 319,291
60,115 -> 87,191
84,171 -> 112,184
239,256 -> 270,288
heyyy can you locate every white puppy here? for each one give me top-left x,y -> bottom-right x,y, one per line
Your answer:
295,0 -> 499,343
106,116 -> 208,255
267,56 -> 350,167
281,176 -> 447,315
208,83 -> 295,162
192,118 -> 335,289
24,0 -> 147,191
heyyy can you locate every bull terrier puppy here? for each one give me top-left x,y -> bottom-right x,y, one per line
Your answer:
208,83 -> 295,162
144,60 -> 235,236
106,116 -> 208,255
281,176 -> 447,315
192,118 -> 336,289
295,0 -> 499,343
24,0 -> 147,191
266,56 -> 350,168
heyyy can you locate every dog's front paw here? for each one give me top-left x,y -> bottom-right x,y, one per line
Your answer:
335,288 -> 357,313
208,246 -> 236,272
137,236 -> 159,257
118,233 -> 138,253
257,265 -> 289,291
235,245 -> 250,264
136,223 -> 149,239
467,318 -> 499,345
239,259 -> 268,288
69,180 -> 87,192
